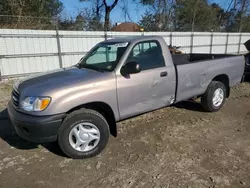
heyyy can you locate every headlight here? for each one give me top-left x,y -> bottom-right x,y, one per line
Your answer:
21,97 -> 51,112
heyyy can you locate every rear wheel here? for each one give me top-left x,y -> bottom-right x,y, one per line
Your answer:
201,81 -> 227,112
58,108 -> 109,159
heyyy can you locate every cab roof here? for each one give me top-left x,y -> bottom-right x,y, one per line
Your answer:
100,36 -> 163,44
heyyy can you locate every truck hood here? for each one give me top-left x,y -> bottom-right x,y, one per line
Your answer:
244,39 -> 250,52
16,67 -> 110,95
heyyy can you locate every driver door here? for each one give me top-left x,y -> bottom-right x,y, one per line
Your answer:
116,40 -> 175,120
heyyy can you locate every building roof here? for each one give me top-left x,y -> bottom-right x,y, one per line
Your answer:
111,22 -> 141,32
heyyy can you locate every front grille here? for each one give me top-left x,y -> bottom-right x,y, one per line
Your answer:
12,88 -> 20,108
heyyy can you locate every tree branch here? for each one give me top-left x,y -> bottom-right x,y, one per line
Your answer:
103,0 -> 119,10
110,0 -> 119,10
103,0 -> 108,8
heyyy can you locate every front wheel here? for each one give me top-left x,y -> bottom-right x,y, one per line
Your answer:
201,81 -> 227,112
58,108 -> 110,159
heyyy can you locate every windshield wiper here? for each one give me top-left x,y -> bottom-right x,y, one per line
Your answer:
77,64 -> 105,73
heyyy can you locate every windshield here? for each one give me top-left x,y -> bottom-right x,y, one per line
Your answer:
77,42 -> 129,72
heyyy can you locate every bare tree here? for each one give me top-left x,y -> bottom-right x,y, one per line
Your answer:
80,0 -> 119,31
103,0 -> 119,31
225,0 -> 250,32
237,0 -> 250,32
120,0 -> 133,22
138,0 -> 176,31
191,0 -> 200,32
1,0 -> 63,29
5,0 -> 26,28
80,0 -> 103,19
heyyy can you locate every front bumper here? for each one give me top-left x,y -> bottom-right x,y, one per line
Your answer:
7,102 -> 64,143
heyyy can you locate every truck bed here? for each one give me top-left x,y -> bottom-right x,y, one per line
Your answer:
172,53 -> 237,65
172,54 -> 245,103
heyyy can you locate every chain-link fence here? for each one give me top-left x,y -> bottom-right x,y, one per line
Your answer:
0,15 -> 57,30
0,14 -> 108,31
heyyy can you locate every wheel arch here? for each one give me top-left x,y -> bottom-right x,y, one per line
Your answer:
67,102 -> 117,137
211,74 -> 230,98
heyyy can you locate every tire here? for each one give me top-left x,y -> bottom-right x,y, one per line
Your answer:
201,81 -> 227,112
58,108 -> 110,159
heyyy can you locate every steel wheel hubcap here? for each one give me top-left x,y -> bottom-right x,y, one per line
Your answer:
69,122 -> 100,152
212,88 -> 224,107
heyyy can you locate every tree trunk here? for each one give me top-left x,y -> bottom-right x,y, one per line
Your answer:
167,0 -> 175,31
15,0 -> 25,28
238,0 -> 246,32
103,0 -> 119,31
95,0 -> 103,19
104,7 -> 110,31
191,0 -> 200,32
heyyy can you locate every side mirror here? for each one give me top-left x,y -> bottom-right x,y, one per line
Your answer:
122,61 -> 141,74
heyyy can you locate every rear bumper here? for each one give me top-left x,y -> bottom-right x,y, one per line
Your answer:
7,102 -> 64,143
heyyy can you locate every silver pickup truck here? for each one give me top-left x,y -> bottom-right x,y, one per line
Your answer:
7,36 -> 245,159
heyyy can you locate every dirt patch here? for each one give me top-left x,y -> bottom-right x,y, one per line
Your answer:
0,80 -> 13,111
0,82 -> 250,188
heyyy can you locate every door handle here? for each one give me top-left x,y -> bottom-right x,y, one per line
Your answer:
160,71 -> 168,77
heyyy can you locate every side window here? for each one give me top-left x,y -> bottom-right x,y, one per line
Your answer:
127,41 -> 165,71
107,45 -> 117,62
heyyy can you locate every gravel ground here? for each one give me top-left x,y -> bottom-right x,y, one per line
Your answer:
0,81 -> 250,188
